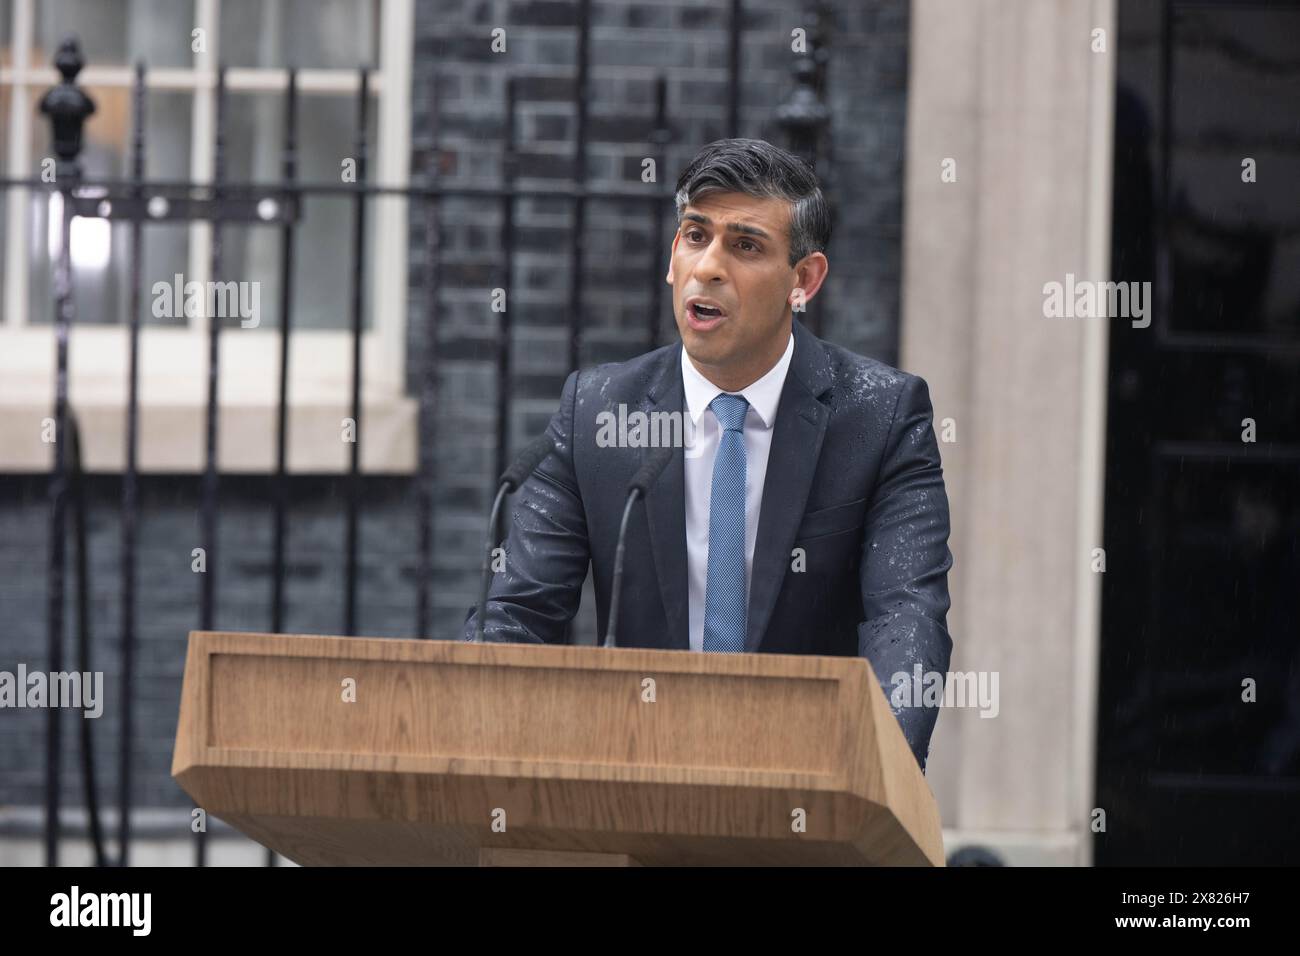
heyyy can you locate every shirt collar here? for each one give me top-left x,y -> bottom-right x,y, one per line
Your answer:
680,330 -> 795,430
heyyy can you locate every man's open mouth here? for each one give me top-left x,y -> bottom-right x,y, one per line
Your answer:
686,299 -> 729,327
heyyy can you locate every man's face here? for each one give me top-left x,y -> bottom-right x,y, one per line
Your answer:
667,191 -> 825,390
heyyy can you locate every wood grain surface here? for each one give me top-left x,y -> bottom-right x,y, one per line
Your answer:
172,631 -> 944,866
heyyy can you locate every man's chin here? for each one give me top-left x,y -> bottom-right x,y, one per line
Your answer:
680,336 -> 729,367
681,332 -> 712,358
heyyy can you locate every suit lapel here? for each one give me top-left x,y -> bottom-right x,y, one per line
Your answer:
644,345 -> 690,650
745,321 -> 832,652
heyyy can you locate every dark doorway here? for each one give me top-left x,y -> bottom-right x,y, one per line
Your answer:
1097,0 -> 1300,864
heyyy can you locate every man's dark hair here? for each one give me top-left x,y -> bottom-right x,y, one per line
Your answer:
674,138 -> 831,267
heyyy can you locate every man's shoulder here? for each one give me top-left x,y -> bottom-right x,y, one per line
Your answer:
568,340 -> 680,405
804,331 -> 920,415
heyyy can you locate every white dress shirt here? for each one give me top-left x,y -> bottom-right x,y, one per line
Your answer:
680,332 -> 795,652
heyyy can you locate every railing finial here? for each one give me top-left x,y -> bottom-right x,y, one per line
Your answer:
39,36 -> 97,180
776,3 -> 832,172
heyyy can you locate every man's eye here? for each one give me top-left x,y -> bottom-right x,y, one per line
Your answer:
738,240 -> 757,253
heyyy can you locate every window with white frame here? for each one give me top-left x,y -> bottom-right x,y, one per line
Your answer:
0,0 -> 416,473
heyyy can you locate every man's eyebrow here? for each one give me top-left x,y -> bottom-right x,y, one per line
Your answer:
682,211 -> 773,241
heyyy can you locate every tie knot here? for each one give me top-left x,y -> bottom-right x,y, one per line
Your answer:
709,393 -> 749,433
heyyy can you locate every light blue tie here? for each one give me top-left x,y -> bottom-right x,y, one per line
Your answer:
703,393 -> 749,653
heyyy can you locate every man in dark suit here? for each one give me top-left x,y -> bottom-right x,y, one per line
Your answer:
464,138 -> 953,771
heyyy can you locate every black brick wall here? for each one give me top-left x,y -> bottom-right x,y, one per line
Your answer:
0,0 -> 908,816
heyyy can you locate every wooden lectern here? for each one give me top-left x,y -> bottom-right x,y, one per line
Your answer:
172,630 -> 944,866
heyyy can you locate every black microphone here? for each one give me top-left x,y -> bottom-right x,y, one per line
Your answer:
604,446 -> 676,649
473,433 -> 556,643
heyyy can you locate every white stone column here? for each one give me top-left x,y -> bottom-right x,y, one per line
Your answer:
900,0 -> 1116,866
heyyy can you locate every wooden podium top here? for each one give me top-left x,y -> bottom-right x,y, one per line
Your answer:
172,630 -> 944,866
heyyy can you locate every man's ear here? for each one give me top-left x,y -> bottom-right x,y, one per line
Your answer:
792,251 -> 830,304
666,232 -> 679,284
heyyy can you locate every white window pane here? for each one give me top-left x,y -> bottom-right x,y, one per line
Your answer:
35,0 -> 195,70
142,88 -> 193,179
24,191 -> 49,325
1,0 -> 14,178
27,194 -> 192,329
0,50 -> 16,325
25,81 -> 191,328
219,91 -> 377,332
1,0 -> 11,57
220,0 -> 377,70
2,0 -> 12,314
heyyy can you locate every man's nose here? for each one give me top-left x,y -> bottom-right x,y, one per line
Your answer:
692,236 -> 729,283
